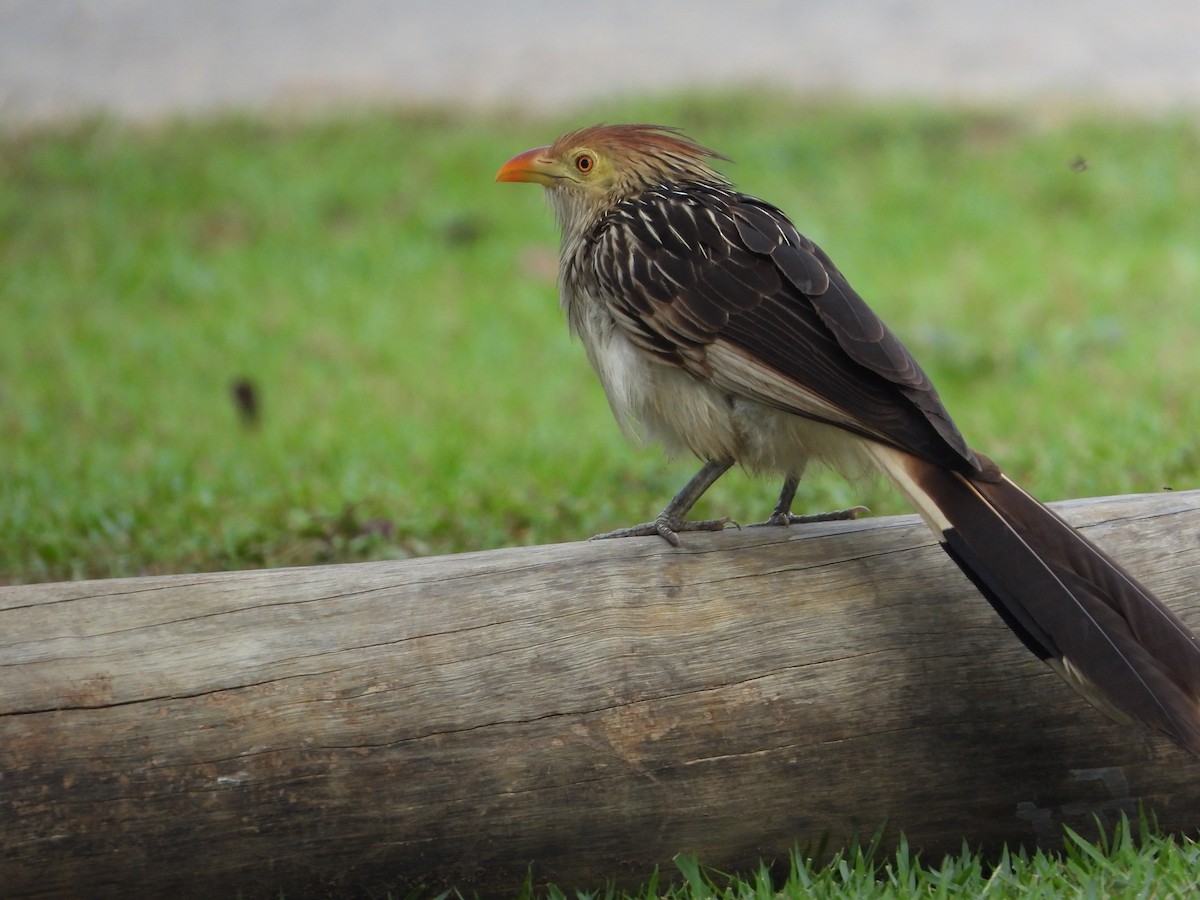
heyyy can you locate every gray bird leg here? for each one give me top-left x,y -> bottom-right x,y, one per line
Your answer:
591,458 -> 734,547
754,472 -> 869,527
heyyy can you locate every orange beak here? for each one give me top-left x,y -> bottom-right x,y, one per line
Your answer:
495,146 -> 557,185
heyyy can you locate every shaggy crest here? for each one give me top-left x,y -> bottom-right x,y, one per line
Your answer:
551,124 -> 731,189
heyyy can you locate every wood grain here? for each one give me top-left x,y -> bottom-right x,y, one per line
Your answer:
2,491 -> 1199,898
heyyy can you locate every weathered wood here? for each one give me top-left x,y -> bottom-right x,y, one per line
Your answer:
1,491 -> 1199,898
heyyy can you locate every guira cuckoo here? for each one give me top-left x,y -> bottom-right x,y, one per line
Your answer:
497,123 -> 1200,755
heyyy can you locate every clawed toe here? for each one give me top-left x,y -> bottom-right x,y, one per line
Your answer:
751,505 -> 869,528
591,515 -> 735,547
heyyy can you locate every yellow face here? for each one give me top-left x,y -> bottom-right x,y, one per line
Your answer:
497,124 -> 725,202
495,143 -> 617,194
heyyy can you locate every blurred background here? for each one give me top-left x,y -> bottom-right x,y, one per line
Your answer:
2,0 -> 1199,584
3,0 -> 1199,121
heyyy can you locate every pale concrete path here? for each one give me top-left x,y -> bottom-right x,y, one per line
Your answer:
1,0 -> 1197,123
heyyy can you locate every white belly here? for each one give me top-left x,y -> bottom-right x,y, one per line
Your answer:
576,309 -> 866,479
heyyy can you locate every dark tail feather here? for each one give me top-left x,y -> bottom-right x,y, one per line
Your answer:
875,445 -> 1200,755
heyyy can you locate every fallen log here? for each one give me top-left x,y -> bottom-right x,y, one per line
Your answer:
1,491 -> 1199,898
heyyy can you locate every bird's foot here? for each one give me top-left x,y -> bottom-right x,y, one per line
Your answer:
751,505 -> 869,528
590,515 -> 736,547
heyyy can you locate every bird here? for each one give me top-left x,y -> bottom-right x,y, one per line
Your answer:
496,123 -> 1200,755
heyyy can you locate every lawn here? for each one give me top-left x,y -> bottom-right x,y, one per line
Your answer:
3,96 -> 1198,585
598,818 -> 1200,900
3,95 -> 1200,896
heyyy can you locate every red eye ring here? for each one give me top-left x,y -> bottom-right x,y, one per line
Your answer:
575,153 -> 594,173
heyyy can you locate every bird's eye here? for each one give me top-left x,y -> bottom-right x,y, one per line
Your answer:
575,153 -> 594,174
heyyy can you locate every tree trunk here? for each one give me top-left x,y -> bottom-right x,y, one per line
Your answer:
2,491 -> 1199,899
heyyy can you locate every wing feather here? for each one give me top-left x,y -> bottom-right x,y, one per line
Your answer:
589,184 -> 978,471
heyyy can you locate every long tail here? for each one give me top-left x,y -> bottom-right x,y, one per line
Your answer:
868,444 -> 1200,755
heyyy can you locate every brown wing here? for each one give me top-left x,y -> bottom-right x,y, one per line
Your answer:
588,183 -> 979,472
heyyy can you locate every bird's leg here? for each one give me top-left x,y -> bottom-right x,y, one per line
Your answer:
753,472 -> 869,528
591,458 -> 735,547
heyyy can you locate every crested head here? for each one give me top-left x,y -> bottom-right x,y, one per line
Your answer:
497,124 -> 731,239
547,124 -> 730,193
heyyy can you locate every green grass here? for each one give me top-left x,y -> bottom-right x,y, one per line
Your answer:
660,820 -> 1200,900
2,97 -> 1199,585
514,814 -> 1200,899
